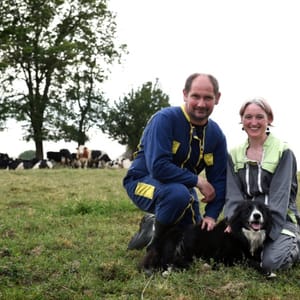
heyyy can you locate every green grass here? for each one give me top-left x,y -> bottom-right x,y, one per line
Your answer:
0,169 -> 300,299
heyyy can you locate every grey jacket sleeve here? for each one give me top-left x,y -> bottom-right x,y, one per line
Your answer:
223,155 -> 245,219
268,149 -> 298,240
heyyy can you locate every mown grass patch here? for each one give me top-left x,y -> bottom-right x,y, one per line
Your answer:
0,169 -> 299,299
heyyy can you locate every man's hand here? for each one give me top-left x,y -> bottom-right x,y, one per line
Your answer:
201,216 -> 216,231
196,176 -> 216,203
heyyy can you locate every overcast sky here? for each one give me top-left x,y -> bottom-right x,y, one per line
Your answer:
1,0 -> 300,164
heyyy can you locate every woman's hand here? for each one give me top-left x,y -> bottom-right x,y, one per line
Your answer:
224,225 -> 232,233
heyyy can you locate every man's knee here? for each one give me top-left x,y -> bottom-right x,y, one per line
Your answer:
162,183 -> 192,208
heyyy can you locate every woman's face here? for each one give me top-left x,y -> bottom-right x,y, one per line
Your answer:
241,103 -> 270,139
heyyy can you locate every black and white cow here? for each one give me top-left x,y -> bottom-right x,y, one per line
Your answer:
59,149 -> 73,166
46,149 -> 73,167
105,157 -> 132,169
89,150 -> 112,168
0,153 -> 11,169
8,158 -> 53,170
46,151 -> 62,163
32,159 -> 53,169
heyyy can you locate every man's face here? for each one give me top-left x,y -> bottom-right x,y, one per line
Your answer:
183,75 -> 220,125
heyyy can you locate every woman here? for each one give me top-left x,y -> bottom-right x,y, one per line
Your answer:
225,97 -> 300,276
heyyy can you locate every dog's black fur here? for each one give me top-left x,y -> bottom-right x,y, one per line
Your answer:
142,200 -> 273,273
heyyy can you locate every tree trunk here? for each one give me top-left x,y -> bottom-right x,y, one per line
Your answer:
77,130 -> 87,146
33,124 -> 44,159
35,139 -> 44,160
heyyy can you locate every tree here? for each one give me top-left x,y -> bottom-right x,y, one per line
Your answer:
101,79 -> 170,157
0,0 -> 126,159
19,150 -> 36,160
57,63 -> 108,146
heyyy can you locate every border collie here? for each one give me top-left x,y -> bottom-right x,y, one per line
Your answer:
141,200 -> 273,274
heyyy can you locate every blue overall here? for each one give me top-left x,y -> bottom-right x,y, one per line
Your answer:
123,105 -> 227,226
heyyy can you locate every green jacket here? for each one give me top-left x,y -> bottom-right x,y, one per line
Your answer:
224,133 -> 299,240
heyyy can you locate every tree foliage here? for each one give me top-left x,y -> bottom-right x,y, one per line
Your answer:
19,150 -> 36,160
101,80 -> 170,157
58,63 -> 108,146
0,0 -> 126,158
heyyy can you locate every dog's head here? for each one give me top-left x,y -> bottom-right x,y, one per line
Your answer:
229,200 -> 273,236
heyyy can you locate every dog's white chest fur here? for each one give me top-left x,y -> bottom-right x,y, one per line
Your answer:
242,228 -> 266,256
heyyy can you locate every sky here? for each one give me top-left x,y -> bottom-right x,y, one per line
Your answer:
1,0 -> 300,164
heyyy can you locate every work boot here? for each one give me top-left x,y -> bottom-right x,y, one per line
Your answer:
127,214 -> 155,250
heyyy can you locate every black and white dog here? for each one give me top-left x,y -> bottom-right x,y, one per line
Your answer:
142,200 -> 273,274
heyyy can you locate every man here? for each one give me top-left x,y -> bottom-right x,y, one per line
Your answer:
123,73 -> 227,269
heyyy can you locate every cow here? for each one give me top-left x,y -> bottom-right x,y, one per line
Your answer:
32,159 -> 53,169
59,149 -> 73,166
121,158 -> 132,169
76,145 -> 91,168
106,157 -> 132,169
0,153 -> 11,169
89,150 -> 112,168
46,151 -> 62,166
46,149 -> 73,167
8,158 -> 53,170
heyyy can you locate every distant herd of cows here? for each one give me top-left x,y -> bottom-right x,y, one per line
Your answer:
0,145 -> 132,170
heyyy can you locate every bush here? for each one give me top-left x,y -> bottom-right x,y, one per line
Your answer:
18,150 -> 36,159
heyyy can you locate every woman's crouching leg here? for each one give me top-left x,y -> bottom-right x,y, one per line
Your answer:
262,231 -> 299,273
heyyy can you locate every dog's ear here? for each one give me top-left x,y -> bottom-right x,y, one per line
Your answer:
228,206 -> 244,231
228,200 -> 251,232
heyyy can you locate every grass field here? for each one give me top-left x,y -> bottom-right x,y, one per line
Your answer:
0,169 -> 300,300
